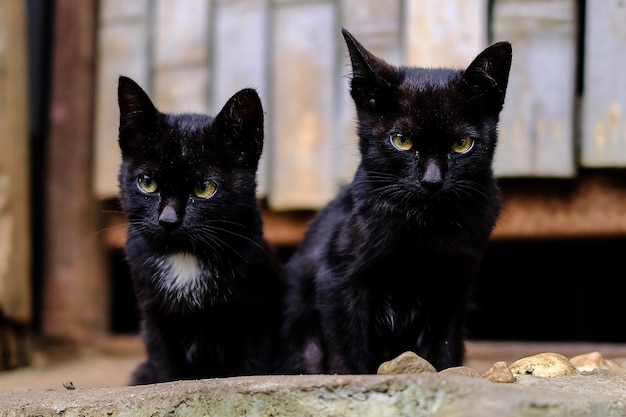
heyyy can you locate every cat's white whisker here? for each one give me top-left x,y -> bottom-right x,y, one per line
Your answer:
193,227 -> 248,263
206,224 -> 261,249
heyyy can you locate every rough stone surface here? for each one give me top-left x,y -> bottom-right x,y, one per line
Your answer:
4,343 -> 626,416
2,371 -> 626,416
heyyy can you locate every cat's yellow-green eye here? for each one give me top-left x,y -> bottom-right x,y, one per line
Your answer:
137,174 -> 158,193
194,180 -> 218,199
451,136 -> 474,154
390,133 -> 413,151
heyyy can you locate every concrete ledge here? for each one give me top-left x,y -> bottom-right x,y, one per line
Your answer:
2,371 -> 626,416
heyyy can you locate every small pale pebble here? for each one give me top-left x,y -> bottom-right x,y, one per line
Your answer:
439,366 -> 480,377
509,352 -> 579,378
377,351 -> 436,375
481,361 -> 515,383
569,351 -> 621,372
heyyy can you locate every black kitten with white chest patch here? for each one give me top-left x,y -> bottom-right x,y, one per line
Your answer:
117,76 -> 282,384
278,29 -> 512,374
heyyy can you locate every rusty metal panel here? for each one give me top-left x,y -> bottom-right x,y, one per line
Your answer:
268,0 -> 337,209
580,0 -> 626,167
492,0 -> 577,177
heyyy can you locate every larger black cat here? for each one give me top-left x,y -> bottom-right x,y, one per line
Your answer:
278,29 -> 512,374
117,76 -> 282,384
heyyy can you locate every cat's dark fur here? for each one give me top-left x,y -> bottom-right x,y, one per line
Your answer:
117,76 -> 282,384
277,29 -> 512,374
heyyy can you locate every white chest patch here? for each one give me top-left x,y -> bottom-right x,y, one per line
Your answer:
150,253 -> 223,309
163,253 -> 202,291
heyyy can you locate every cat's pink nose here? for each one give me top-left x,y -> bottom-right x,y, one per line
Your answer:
420,159 -> 444,190
159,205 -> 181,230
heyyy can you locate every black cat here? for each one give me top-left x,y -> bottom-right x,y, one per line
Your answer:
117,76 -> 282,384
278,29 -> 512,374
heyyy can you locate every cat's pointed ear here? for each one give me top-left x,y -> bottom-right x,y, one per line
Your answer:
117,76 -> 159,152
461,42 -> 512,113
342,28 -> 399,110
211,88 -> 264,169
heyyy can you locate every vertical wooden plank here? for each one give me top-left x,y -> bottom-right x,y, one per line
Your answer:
212,0 -> 268,111
152,0 -> 211,113
268,0 -> 337,209
404,0 -> 488,68
338,0 -> 402,186
581,0 -> 626,167
212,0 -> 270,195
0,0 -> 30,324
492,0 -> 577,177
93,0 -> 150,199
0,0 -> 31,368
340,0 -> 402,63
43,0 -> 109,343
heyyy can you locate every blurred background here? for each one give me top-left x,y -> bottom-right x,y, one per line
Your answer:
1,0 -> 625,377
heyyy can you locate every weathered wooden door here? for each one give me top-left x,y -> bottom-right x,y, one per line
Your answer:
93,0 -> 495,209
91,0 -> 626,245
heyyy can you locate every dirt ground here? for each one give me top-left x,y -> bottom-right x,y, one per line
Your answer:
0,335 -> 144,391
